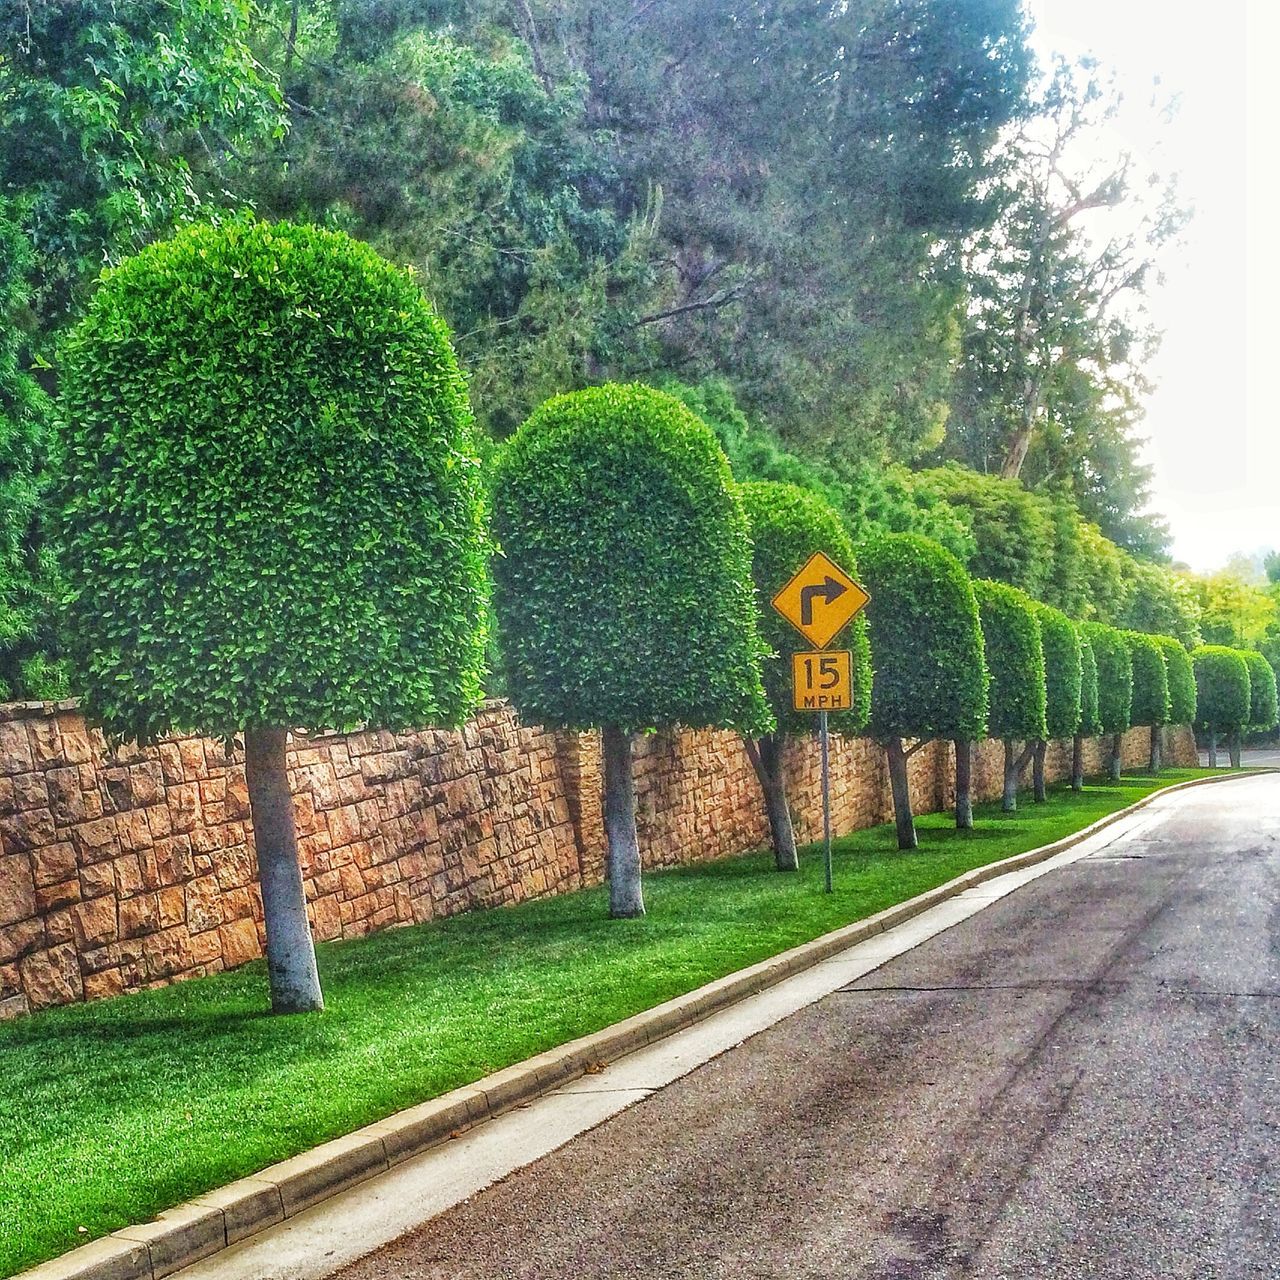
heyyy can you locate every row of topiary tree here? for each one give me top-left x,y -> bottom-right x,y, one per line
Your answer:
52,220 -> 1277,1015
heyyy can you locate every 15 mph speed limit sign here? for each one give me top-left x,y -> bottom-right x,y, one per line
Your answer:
791,649 -> 854,711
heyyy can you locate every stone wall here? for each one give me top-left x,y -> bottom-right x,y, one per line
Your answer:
0,700 -> 1195,1018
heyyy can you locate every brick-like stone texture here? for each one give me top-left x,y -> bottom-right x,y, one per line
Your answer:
0,697 -> 1195,1017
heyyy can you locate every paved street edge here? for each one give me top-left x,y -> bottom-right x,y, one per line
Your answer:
16,769 -> 1274,1280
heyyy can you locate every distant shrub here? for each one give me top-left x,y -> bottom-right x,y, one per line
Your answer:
1152,635 -> 1196,725
1080,623 -> 1133,736
1078,633 -> 1100,737
1191,645 -> 1251,732
1242,649 -> 1278,730
973,581 -> 1047,743
1033,604 -> 1082,740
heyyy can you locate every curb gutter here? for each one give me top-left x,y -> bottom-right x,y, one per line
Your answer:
16,768 -> 1273,1280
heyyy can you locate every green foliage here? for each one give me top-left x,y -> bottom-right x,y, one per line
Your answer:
916,466 -> 1055,600
1152,635 -> 1196,725
491,383 -> 770,733
0,200 -> 59,699
1080,623 -> 1132,736
1190,572 -> 1277,649
1241,649 -> 1278,730
57,218 -> 489,742
973,581 -> 1047,742
1,0 -> 285,329
738,481 -> 871,735
859,533 -> 988,744
1033,604 -> 1082,739
1190,645 -> 1251,731
1123,631 -> 1170,728
1078,633 -> 1101,737
1118,561 -> 1203,649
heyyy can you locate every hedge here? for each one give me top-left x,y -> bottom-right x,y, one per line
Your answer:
490,383 -> 770,734
1124,631 -> 1171,728
973,581 -> 1047,742
860,533 -> 988,744
57,218 -> 490,742
1033,602 -> 1082,740
1152,635 -> 1196,726
1241,649 -> 1278,730
1191,645 -> 1251,732
1078,633 -> 1101,738
1080,623 -> 1133,737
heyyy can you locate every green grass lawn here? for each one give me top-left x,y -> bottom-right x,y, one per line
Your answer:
0,769 -> 1224,1275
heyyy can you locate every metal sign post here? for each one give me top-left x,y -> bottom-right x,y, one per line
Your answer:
819,709 -> 833,894
772,552 -> 870,895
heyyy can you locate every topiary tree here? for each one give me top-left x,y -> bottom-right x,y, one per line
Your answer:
1124,632 -> 1171,773
860,533 -> 988,847
1073,632 -> 1101,790
1152,635 -> 1197,769
58,219 -> 490,1014
1242,649 -> 1278,742
1191,645 -> 1250,768
1031,603 -> 1082,801
974,581 -> 1047,811
491,383 -> 770,916
1081,623 -> 1133,781
738,481 -> 871,870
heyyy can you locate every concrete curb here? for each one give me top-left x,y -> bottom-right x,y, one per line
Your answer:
15,768 -> 1273,1280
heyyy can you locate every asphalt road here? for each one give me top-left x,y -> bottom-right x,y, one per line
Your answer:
334,776 -> 1280,1280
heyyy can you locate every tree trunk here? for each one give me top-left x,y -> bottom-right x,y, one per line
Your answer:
1032,740 -> 1047,802
1229,728 -> 1242,769
602,724 -> 644,917
747,733 -> 798,871
1071,734 -> 1085,791
1149,725 -> 1162,773
885,736 -> 917,850
245,727 -> 323,1015
1002,739 -> 1019,811
1208,726 -> 1218,768
1109,732 -> 1123,781
953,738 -> 973,829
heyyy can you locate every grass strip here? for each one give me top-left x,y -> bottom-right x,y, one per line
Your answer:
0,769 -> 1220,1274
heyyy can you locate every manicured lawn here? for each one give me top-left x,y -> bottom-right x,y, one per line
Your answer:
0,769 -> 1222,1275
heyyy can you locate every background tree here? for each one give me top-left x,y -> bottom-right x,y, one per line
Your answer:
1124,631 -> 1171,772
57,219 -> 490,1013
0,201 -> 61,699
973,581 -> 1047,810
1191,645 -> 1250,769
1152,635 -> 1197,768
1242,649 -> 1278,738
860,534 -> 988,848
1074,632 -> 1101,789
738,481 -> 871,871
1117,560 -> 1203,649
0,0 -> 285,333
491,383 -> 769,916
1032,603 -> 1082,800
1081,623 -> 1133,781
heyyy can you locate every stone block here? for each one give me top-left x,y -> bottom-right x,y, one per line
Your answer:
0,916 -> 44,964
21,942 -> 83,1008
119,893 -> 160,939
219,917 -> 261,968
157,886 -> 186,930
186,876 -> 222,934
0,807 -> 56,852
35,877 -> 80,912
0,852 -> 36,926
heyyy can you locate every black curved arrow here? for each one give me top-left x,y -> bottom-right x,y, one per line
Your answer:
800,576 -> 847,625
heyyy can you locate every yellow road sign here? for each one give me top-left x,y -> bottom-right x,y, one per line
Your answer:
772,551 -> 870,649
792,649 -> 854,712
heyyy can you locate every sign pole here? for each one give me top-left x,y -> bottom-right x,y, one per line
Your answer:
820,709 -> 833,894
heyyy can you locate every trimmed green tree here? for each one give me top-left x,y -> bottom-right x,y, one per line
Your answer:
974,581 -> 1047,811
491,383 -> 770,915
1081,623 -> 1133,781
738,481 -> 871,870
1031,604 -> 1082,801
1153,635 -> 1197,769
1124,632 -> 1171,773
1191,645 -> 1250,768
58,219 -> 490,1014
860,534 -> 988,848
1243,649 -> 1278,740
1073,632 -> 1101,790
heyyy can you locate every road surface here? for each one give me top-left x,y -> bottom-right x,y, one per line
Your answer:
330,774 -> 1280,1280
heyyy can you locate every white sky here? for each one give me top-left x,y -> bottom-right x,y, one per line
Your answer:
1024,0 -> 1277,572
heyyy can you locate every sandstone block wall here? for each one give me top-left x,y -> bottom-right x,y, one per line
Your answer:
0,699 -> 1195,1018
